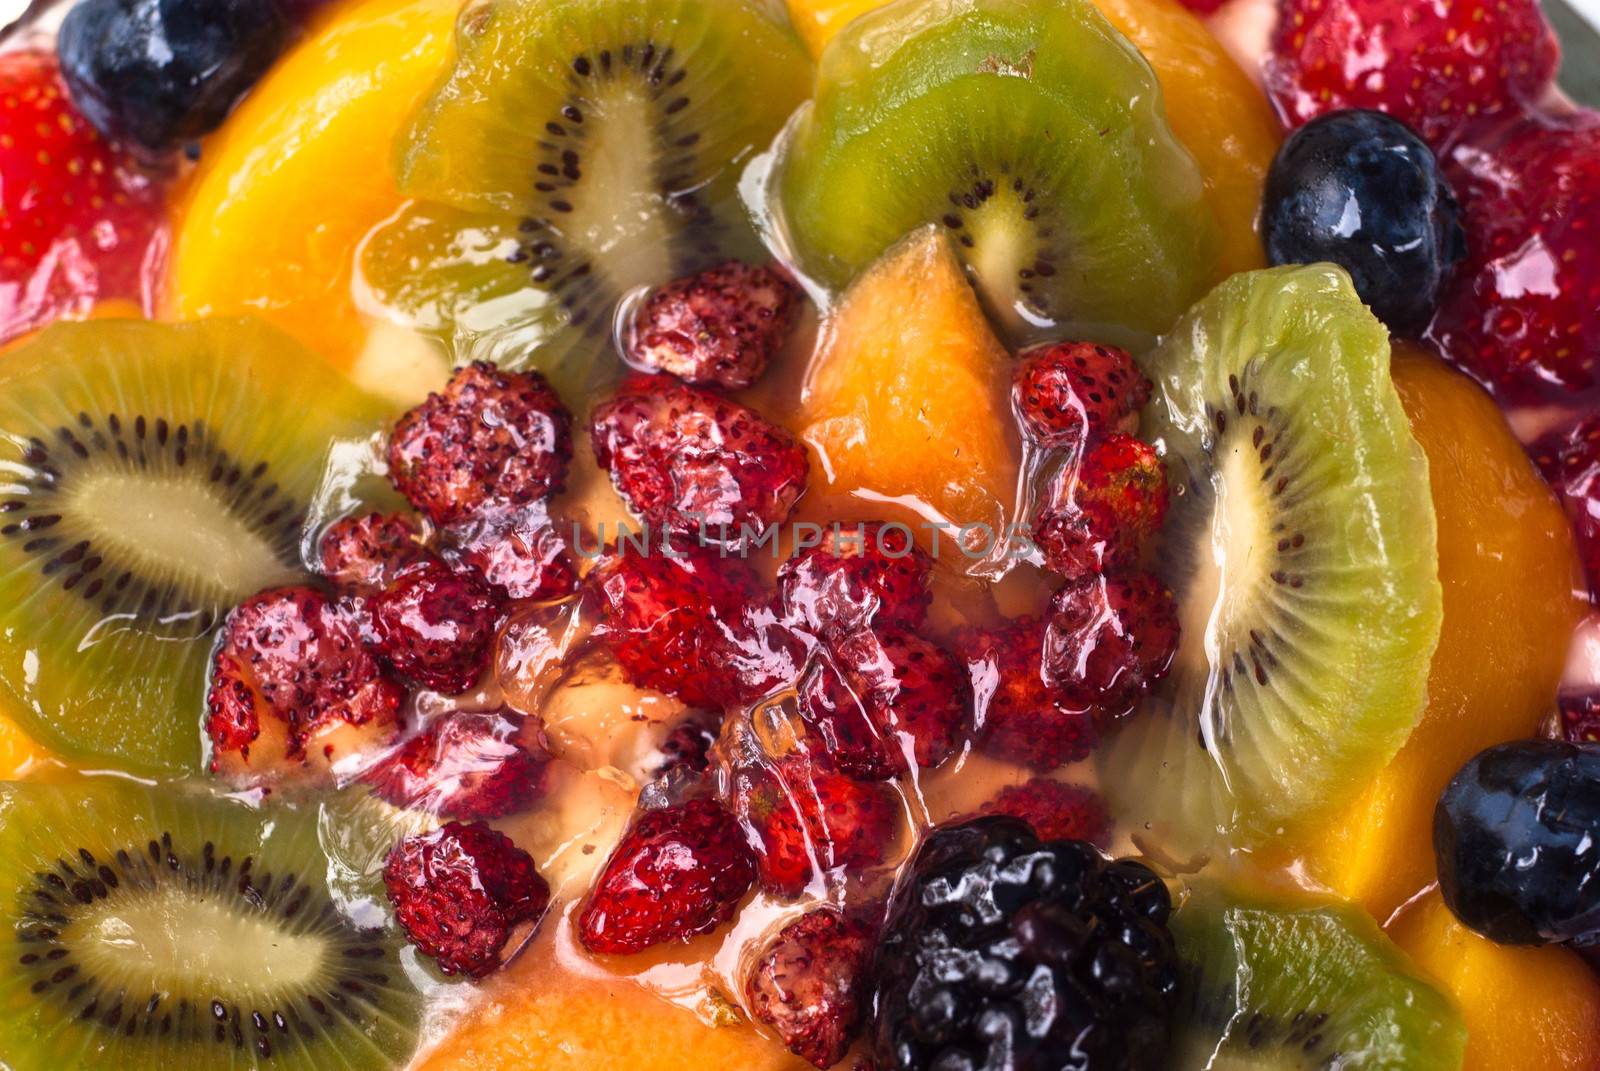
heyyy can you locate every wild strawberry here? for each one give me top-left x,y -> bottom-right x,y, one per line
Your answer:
1174,0 -> 1224,12
1045,573 -> 1180,716
590,375 -> 809,539
778,522 -> 932,635
365,710 -> 549,820
1532,414 -> 1600,592
206,586 -> 402,780
0,50 -> 164,341
746,908 -> 877,1069
958,618 -> 1099,771
654,710 -> 722,777
387,361 -> 573,526
1263,0 -> 1560,150
443,504 -> 576,601
732,756 -> 899,896
368,561 -> 502,695
627,261 -> 801,390
383,821 -> 550,978
977,779 -> 1111,847
318,512 -> 434,595
1428,114 -> 1600,404
578,798 -> 757,955
1560,694 -> 1600,744
1034,433 -> 1169,580
799,629 -> 969,780
715,598 -> 815,707
1012,341 -> 1151,449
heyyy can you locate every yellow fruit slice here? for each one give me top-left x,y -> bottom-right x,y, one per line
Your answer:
1389,889 -> 1600,1071
165,0 -> 458,378
0,713 -> 52,779
795,225 -> 1019,565
1302,347 -> 1585,922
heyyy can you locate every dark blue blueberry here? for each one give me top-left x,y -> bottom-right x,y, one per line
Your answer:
1263,109 -> 1467,334
57,0 -> 290,156
1434,739 -> 1600,946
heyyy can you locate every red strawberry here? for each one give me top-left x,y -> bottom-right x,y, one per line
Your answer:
206,586 -> 402,780
319,512 -> 434,595
383,821 -> 550,978
732,756 -> 899,896
1264,0 -> 1560,150
1012,341 -> 1151,449
799,629 -> 969,780
1428,114 -> 1600,404
578,798 -> 757,955
745,908 -> 877,1069
778,522 -> 932,635
958,618 -> 1099,771
0,50 -> 164,341
1174,0 -> 1225,12
627,261 -> 801,390
368,561 -> 502,695
590,375 -> 809,539
1045,573 -> 1180,716
388,361 -> 573,526
1532,413 -> 1600,592
715,598 -> 815,707
365,710 -> 549,820
977,779 -> 1111,847
1034,433 -> 1169,580
443,504 -> 576,601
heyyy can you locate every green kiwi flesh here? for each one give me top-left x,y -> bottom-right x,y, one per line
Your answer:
774,0 -> 1218,345
1170,884 -> 1465,1070
363,0 -> 813,391
0,777 -> 422,1070
0,318 -> 392,775
1097,266 -> 1441,852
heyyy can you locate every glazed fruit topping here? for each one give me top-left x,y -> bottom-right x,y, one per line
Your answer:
590,374 -> 809,539
384,821 -> 550,978
871,818 -> 1178,1071
626,260 -> 802,390
778,522 -> 933,636
388,361 -> 573,527
365,709 -> 549,821
746,908 -> 878,1069
1532,413 -> 1600,594
1045,572 -> 1180,715
1012,341 -> 1151,450
319,511 -> 435,595
958,618 -> 1099,772
578,798 -> 757,955
1035,433 -> 1170,581
442,505 -> 577,602
1264,0 -> 1560,150
977,778 -> 1111,847
368,560 -> 502,695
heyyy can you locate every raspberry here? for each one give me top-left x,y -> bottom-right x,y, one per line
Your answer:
1531,413 -> 1600,592
387,361 -> 573,526
1264,0 -> 1560,150
578,798 -> 757,955
365,710 -> 549,820
1045,573 -> 1180,715
383,821 -> 550,978
1034,433 -> 1169,580
318,511 -> 434,595
978,779 -> 1111,847
589,375 -> 809,539
778,522 -> 932,635
746,908 -> 878,1069
1012,341 -> 1151,449
958,618 -> 1099,771
732,756 -> 900,896
442,504 -> 576,601
368,561 -> 502,695
800,629 -> 970,780
626,261 -> 801,390
1428,114 -> 1600,405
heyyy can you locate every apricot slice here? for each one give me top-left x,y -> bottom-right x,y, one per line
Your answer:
795,226 -> 1019,569
1302,346 -> 1585,922
1389,889 -> 1600,1071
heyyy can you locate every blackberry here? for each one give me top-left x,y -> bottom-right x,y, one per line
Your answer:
871,818 -> 1177,1071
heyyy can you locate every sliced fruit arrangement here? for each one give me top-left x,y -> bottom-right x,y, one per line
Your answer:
1098,265 -> 1442,850
0,776 -> 423,1069
776,0 -> 1219,343
0,317 -> 391,775
361,0 -> 813,390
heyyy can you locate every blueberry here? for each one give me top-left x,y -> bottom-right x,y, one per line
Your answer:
1263,109 -> 1467,334
58,0 -> 290,156
1434,739 -> 1600,946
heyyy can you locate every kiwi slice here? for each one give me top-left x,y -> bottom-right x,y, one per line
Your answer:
773,0 -> 1218,345
362,0 -> 813,389
0,776 -> 422,1069
1098,265 -> 1441,851
0,318 -> 391,775
1170,884 -> 1465,1069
